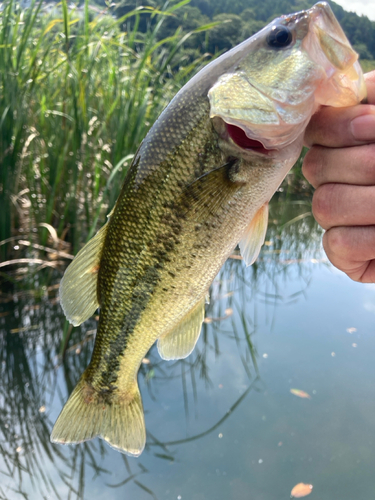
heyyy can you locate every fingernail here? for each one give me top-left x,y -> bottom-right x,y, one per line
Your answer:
350,113 -> 375,141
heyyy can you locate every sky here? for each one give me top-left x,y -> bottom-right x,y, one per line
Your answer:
333,0 -> 375,21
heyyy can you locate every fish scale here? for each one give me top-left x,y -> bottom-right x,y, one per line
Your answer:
88,100 -> 220,386
52,2 -> 366,456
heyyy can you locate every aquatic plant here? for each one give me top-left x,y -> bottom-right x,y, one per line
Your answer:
0,0 -> 211,260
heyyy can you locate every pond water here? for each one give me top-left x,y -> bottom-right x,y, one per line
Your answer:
1,197 -> 375,500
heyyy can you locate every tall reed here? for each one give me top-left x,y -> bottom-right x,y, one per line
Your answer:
0,0 -> 211,258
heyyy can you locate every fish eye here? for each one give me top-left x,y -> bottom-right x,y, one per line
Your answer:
267,25 -> 293,48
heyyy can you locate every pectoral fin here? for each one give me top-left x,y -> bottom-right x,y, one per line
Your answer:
60,223 -> 108,326
157,296 -> 206,360
177,159 -> 242,221
239,203 -> 268,266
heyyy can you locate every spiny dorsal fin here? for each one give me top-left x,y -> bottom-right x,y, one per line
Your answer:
239,202 -> 268,266
60,223 -> 108,326
157,296 -> 206,360
50,377 -> 145,456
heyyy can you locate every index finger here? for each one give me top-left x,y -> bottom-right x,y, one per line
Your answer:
304,71 -> 375,148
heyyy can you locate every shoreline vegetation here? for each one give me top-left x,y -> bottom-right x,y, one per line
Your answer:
0,0 -> 215,267
0,0 -> 374,274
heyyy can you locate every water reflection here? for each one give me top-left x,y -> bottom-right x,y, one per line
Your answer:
0,196 -> 326,499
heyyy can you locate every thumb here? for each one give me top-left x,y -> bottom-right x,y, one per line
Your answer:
304,70 -> 375,148
364,70 -> 375,105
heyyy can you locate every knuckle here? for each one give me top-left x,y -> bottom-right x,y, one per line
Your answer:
302,149 -> 316,184
324,227 -> 351,258
302,147 -> 325,187
305,107 -> 342,147
312,184 -> 336,227
361,144 -> 375,182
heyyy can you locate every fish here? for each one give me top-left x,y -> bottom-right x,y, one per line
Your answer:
51,2 -> 366,456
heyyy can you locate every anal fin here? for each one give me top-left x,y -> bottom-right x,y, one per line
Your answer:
239,202 -> 269,266
157,296 -> 206,360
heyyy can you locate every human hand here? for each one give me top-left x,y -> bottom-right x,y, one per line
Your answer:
303,70 -> 375,282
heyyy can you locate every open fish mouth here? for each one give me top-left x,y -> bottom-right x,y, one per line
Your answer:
226,123 -> 274,155
302,2 -> 366,107
208,1 -> 366,152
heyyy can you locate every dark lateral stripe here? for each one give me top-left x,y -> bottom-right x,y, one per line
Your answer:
94,265 -> 161,389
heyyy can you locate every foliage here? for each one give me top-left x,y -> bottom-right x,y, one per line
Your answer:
1,0 -> 374,263
114,1 -> 375,70
204,12 -> 265,53
0,0 -> 210,258
360,59 -> 375,72
89,0 -> 375,62
354,43 -> 373,60
332,4 -> 375,62
187,0 -> 375,61
156,5 -> 210,52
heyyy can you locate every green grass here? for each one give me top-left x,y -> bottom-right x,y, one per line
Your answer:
0,0 -> 211,259
1,0 -> 364,267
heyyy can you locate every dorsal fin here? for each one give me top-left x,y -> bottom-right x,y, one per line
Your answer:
239,203 -> 268,266
59,224 -> 108,326
157,296 -> 206,360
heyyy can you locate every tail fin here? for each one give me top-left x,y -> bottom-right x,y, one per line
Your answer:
50,377 -> 146,456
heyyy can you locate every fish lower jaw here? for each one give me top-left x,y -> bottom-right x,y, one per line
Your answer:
213,117 -> 303,158
212,118 -> 277,157
226,123 -> 276,155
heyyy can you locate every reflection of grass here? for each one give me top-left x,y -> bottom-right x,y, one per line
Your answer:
0,297 -> 65,498
0,262 -> 260,498
149,377 -> 260,449
0,198 -> 325,498
0,280 -> 113,498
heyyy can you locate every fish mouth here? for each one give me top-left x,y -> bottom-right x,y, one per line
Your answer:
302,2 -> 367,106
226,123 -> 274,155
209,1 -> 365,154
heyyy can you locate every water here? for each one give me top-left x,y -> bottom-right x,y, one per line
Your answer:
1,197 -> 375,500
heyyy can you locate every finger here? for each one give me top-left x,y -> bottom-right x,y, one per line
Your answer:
312,183 -> 375,229
364,70 -> 375,104
303,143 -> 375,188
304,104 -> 375,148
323,225 -> 375,283
304,71 -> 375,148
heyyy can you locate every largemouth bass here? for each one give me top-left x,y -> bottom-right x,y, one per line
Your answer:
51,2 -> 366,456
